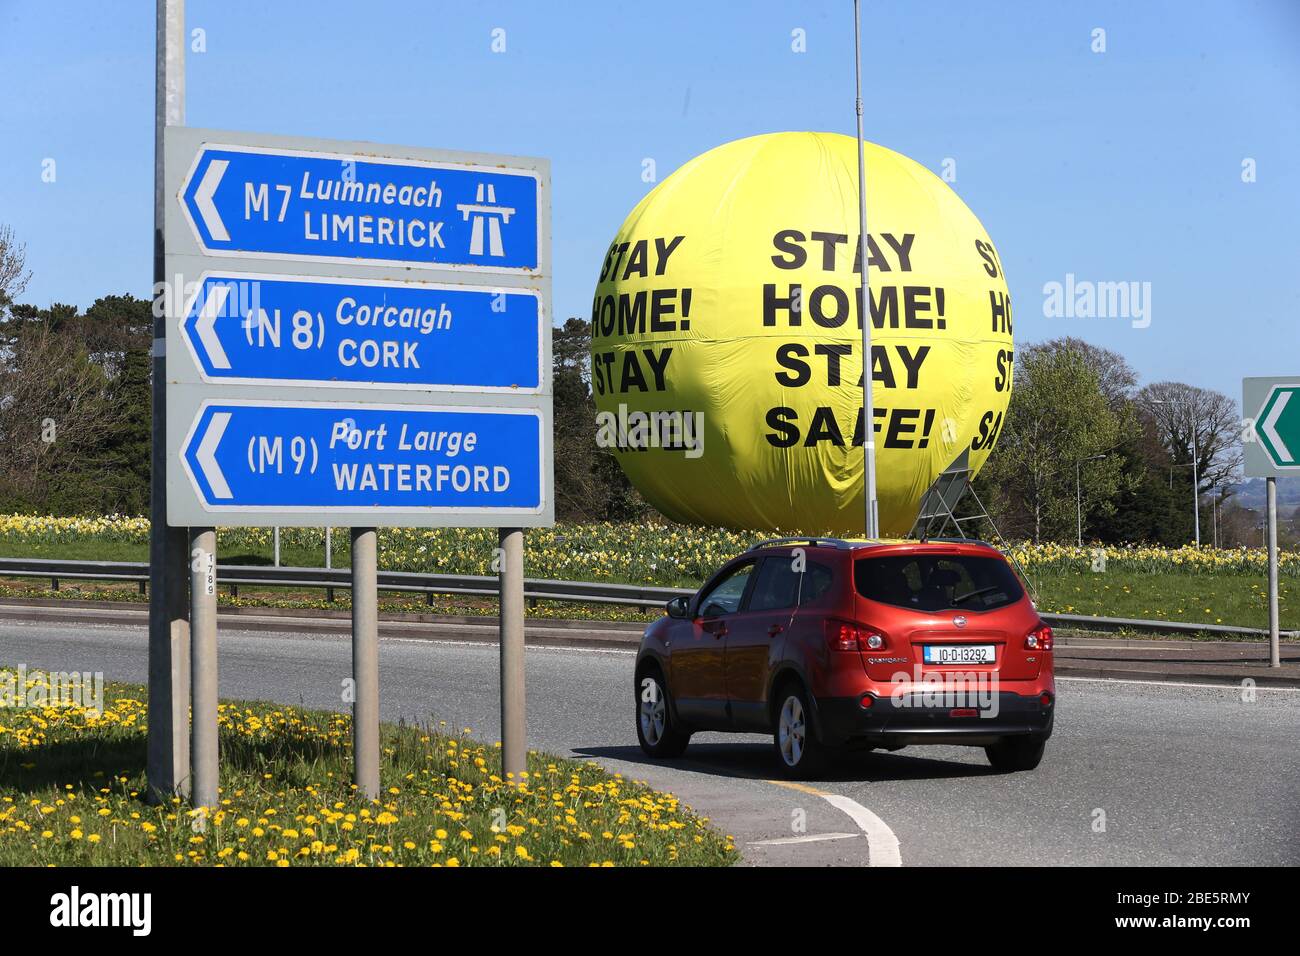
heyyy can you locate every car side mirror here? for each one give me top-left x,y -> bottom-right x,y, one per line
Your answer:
665,596 -> 689,619
700,602 -> 726,620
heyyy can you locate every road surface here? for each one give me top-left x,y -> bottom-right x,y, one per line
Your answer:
3,615 -> 1297,866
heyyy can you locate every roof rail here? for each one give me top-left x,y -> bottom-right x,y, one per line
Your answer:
745,536 -> 856,552
925,536 -> 998,548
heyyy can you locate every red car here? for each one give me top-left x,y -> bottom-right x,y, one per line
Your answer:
635,537 -> 1054,777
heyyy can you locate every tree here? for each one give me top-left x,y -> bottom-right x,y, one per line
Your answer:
0,224 -> 31,320
550,317 -> 650,522
553,316 -> 591,383
1085,415 -> 1185,544
82,294 -> 152,379
979,342 -> 1137,542
98,329 -> 153,514
1137,381 -> 1242,543
1037,335 -> 1136,408
0,314 -> 125,511
0,294 -> 152,514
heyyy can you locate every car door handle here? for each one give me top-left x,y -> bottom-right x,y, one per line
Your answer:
768,624 -> 784,636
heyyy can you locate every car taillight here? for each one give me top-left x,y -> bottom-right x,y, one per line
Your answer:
825,619 -> 884,652
1025,624 -> 1054,651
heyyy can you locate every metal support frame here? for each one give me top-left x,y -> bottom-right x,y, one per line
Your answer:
907,450 -> 1038,601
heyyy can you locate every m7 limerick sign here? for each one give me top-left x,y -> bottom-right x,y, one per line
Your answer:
1244,378 -> 1300,477
178,142 -> 542,272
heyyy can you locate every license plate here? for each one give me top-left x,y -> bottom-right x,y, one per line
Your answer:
923,644 -> 996,664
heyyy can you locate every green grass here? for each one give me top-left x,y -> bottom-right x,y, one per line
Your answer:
0,519 -> 1294,632
1029,570 -> 1295,632
1,559 -> 1294,633
0,537 -> 339,569
0,672 -> 735,867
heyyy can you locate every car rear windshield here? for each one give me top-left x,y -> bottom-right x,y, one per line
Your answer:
854,553 -> 1024,612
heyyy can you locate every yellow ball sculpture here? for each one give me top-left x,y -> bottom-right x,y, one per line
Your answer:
590,132 -> 1014,535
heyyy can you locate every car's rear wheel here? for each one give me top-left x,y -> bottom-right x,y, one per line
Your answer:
985,736 -> 1047,772
636,668 -> 690,758
773,684 -> 827,778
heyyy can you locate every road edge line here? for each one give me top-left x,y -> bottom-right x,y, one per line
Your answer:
767,779 -> 902,867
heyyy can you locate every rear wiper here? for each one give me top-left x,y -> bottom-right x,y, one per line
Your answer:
951,585 -> 1000,606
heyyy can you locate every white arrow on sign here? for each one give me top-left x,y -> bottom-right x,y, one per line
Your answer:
195,283 -> 232,370
1262,389 -> 1294,464
194,158 -> 230,241
196,411 -> 233,499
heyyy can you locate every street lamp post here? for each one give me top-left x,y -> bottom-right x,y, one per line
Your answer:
1190,412 -> 1201,547
853,0 -> 878,539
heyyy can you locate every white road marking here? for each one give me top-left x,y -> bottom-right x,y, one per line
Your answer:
1058,675 -> 1300,693
382,636 -> 636,657
749,832 -> 859,846
766,779 -> 902,867
820,792 -> 903,867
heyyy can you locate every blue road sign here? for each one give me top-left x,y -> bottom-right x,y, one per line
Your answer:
179,273 -> 542,391
181,402 -> 543,514
178,144 -> 541,271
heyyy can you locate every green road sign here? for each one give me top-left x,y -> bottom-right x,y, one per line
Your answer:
1250,382 -> 1300,472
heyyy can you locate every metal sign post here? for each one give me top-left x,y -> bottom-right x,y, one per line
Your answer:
499,528 -> 526,779
1243,377 -> 1298,670
1266,478 -> 1280,669
162,125 -> 553,799
351,528 -> 380,799
147,0 -> 190,803
189,528 -> 218,811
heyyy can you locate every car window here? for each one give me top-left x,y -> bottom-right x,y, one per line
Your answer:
855,554 -> 1022,612
749,557 -> 804,611
798,562 -> 836,606
697,562 -> 754,617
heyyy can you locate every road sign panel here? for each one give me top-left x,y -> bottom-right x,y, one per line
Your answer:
1244,378 -> 1300,477
179,401 -> 544,515
178,273 -> 542,391
177,143 -> 541,271
1254,384 -> 1300,469
164,128 -> 552,528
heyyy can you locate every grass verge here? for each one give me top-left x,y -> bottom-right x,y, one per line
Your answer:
0,517 -> 1294,631
1029,570 -> 1293,631
0,670 -> 736,867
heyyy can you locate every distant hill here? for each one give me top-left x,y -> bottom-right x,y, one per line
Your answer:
1228,476 -> 1300,510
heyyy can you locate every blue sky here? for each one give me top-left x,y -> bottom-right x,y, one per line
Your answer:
2,0 -> 1297,400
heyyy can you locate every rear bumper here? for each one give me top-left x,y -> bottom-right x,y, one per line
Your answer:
814,690 -> 1055,747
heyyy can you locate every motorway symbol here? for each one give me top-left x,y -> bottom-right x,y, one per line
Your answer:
180,402 -> 544,514
178,273 -> 542,391
1254,384 -> 1300,469
178,143 -> 541,271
